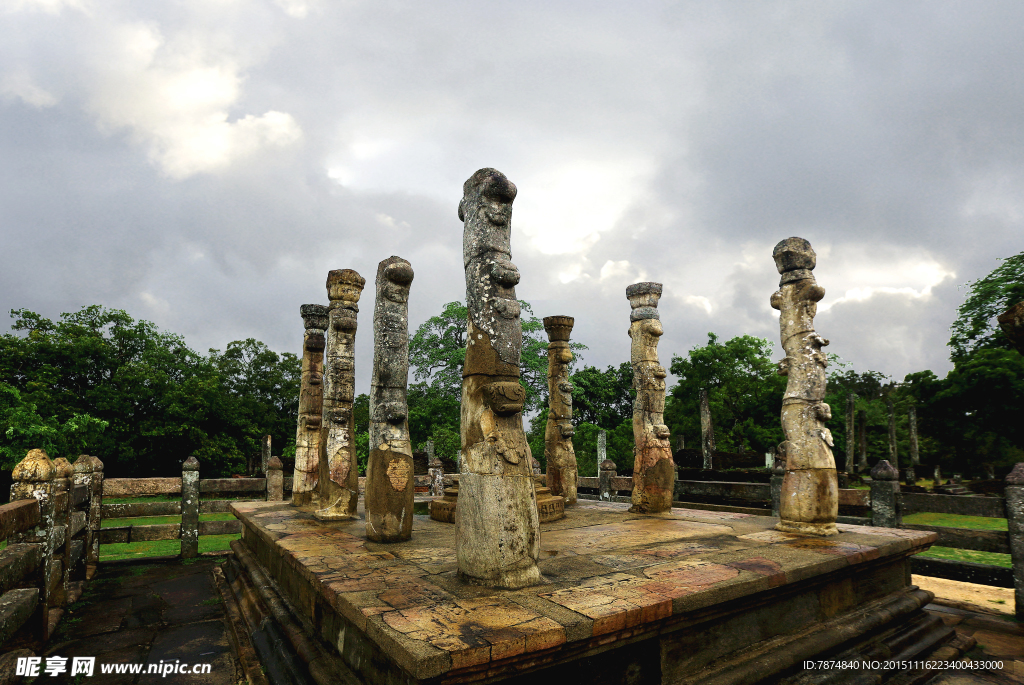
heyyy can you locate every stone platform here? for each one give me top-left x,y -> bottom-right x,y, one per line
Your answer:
230,499 -> 954,684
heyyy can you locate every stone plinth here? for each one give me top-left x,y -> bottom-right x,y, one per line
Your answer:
232,500 -> 949,684
429,481 -> 566,524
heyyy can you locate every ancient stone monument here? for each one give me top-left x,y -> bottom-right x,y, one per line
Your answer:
455,168 -> 541,588
292,304 -> 328,507
699,388 -> 715,470
770,237 -> 838,536
845,393 -> 856,474
597,429 -> 607,475
626,282 -> 675,514
314,269 -> 365,521
365,256 -> 416,542
543,315 -> 577,505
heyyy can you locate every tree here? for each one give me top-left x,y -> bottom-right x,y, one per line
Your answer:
949,251 -> 1024,360
665,333 -> 787,455
569,363 -> 634,429
0,382 -> 107,470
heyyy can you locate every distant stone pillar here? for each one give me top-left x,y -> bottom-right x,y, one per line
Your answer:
907,406 -> 919,486
1003,464 -> 1024,620
366,256 -> 416,543
845,394 -> 856,474
887,400 -> 898,466
599,459 -> 617,502
597,430 -> 607,476
181,456 -> 199,559
869,459 -> 901,528
292,304 -> 328,507
261,435 -> 271,476
627,282 -> 675,514
998,301 -> 1024,354
455,168 -> 540,589
771,456 -> 785,518
428,457 -> 444,497
10,450 -> 57,641
771,237 -> 838,536
544,315 -> 577,505
266,456 -> 284,501
674,435 -> 685,452
699,388 -> 715,470
315,268 -> 365,521
933,464 -> 943,486
858,409 -> 868,473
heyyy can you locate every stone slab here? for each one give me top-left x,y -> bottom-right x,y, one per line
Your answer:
232,499 -> 937,683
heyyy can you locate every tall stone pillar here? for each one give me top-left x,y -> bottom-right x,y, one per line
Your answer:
261,435 -> 271,476
699,388 -> 715,470
293,304 -> 328,507
887,400 -> 898,466
858,409 -> 868,472
845,393 -> 856,474
544,315 -> 577,505
597,430 -> 607,476
455,168 -> 541,589
907,406 -> 919,485
314,269 -> 365,521
627,282 -> 675,513
365,256 -> 416,542
771,237 -> 838,536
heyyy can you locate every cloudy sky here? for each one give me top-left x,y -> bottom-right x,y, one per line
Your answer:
2,0 -> 1022,394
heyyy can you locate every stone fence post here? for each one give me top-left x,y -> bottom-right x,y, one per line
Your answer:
869,459 -> 901,528
72,455 -> 101,580
267,457 -> 284,501
181,456 -> 199,559
52,457 -> 73,608
599,459 -> 617,502
1004,463 -> 1024,620
771,458 -> 785,518
9,449 -> 58,641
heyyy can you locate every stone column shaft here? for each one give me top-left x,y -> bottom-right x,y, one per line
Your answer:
699,389 -> 715,470
181,456 -> 199,559
455,168 -> 541,589
10,449 -> 57,641
858,409 -> 868,472
771,237 -> 838,536
544,315 -> 577,505
261,435 -> 271,476
315,269 -> 365,521
293,304 -> 327,507
869,459 -> 901,528
597,430 -> 607,476
627,282 -> 675,513
1004,464 -> 1024,620
366,256 -> 415,542
845,394 -> 856,474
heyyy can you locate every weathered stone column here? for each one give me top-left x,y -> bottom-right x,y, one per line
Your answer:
998,301 -> 1024,353
80,456 -> 102,577
315,269 -> 365,521
181,456 -> 199,559
858,409 -> 868,473
907,406 -> 919,486
455,168 -> 541,588
599,459 -> 617,502
544,315 -> 577,505
428,456 -> 444,497
292,304 -> 328,507
933,464 -> 943,486
261,435 -> 271,476
267,456 -> 284,501
700,388 -> 715,470
869,459 -> 901,528
10,449 -> 57,640
51,457 -> 73,607
365,256 -> 416,543
771,457 -> 785,518
597,430 -> 607,477
1003,464 -> 1024,619
771,237 -> 838,536
71,456 -> 93,579
845,394 -> 856,474
627,282 -> 675,514
887,400 -> 898,468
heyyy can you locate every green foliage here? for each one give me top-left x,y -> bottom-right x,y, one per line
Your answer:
570,363 -> 633,429
949,251 -> 1024,360
665,333 -> 787,454
407,382 -> 460,454
0,306 -> 300,478
0,382 -> 108,470
353,393 -> 369,474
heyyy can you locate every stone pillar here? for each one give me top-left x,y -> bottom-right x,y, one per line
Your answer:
845,393 -> 856,474
869,459 -> 901,528
699,388 -> 715,470
771,237 -> 838,536
83,456 -> 102,577
933,464 -> 943,486
674,435 -> 685,452
292,304 -> 328,507
599,459 -> 617,502
858,409 -> 868,473
181,456 -> 199,559
266,456 -> 284,501
51,457 -> 72,607
544,315 -> 577,505
261,435 -> 271,476
71,456 -> 93,579
428,457 -> 444,497
771,457 -> 785,518
366,256 -> 416,543
907,406 -> 919,486
998,301 -> 1024,353
10,449 -> 57,641
1003,464 -> 1024,619
597,430 -> 607,477
315,269 -> 365,521
455,168 -> 541,589
627,282 -> 675,514
887,400 -> 898,466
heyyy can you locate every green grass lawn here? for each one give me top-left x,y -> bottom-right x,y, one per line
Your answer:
904,511 -> 1011,569
99,500 -> 243,561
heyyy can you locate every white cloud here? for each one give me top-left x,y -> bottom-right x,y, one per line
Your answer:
0,72 -> 58,107
3,0 -> 86,15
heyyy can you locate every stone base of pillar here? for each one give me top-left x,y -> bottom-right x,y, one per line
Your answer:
428,480 -> 565,524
